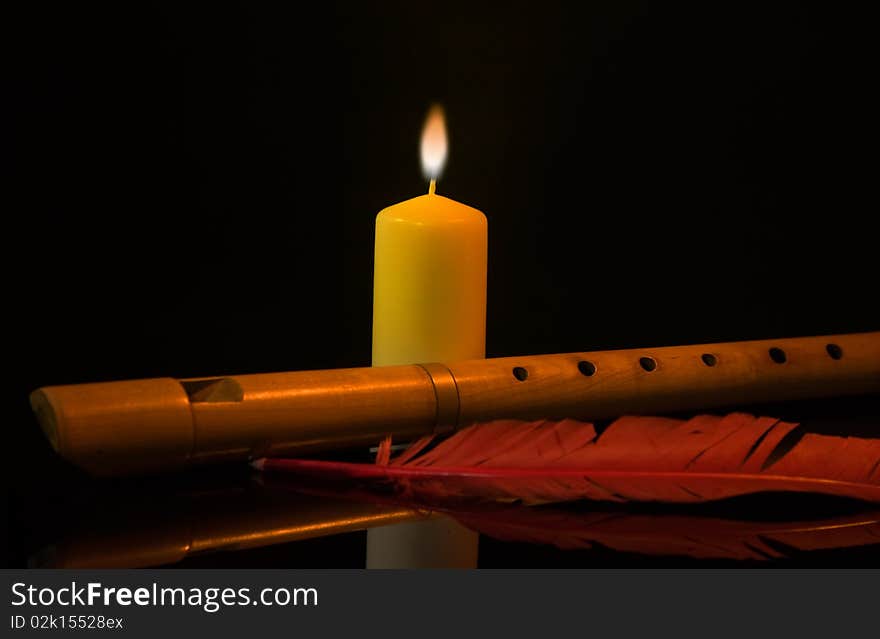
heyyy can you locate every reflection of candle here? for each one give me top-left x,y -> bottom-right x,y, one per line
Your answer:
367,105 -> 487,568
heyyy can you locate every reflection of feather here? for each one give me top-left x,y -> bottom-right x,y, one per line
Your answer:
452,507 -> 880,560
261,477 -> 880,561
257,413 -> 880,504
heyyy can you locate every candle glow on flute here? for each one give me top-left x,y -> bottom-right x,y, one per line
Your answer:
30,332 -> 880,476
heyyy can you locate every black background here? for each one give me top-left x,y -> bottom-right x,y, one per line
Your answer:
6,2 -> 879,567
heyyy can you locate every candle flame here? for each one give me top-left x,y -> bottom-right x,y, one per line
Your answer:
420,104 -> 448,181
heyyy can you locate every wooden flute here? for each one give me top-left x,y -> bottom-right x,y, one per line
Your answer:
30,332 -> 880,476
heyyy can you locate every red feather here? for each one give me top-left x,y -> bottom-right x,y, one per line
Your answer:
256,413 -> 880,505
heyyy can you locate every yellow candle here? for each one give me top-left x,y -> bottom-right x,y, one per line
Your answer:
367,105 -> 486,567
372,106 -> 487,366
372,184 -> 487,365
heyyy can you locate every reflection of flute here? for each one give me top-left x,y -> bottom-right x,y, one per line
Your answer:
31,332 -> 880,475
32,485 -> 425,568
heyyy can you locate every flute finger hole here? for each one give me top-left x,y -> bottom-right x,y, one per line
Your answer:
513,367 -> 529,381
639,357 -> 657,372
577,360 -> 597,376
701,353 -> 717,367
826,343 -> 843,360
769,347 -> 787,364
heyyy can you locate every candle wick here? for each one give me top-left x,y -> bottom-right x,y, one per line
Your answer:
428,179 -> 436,195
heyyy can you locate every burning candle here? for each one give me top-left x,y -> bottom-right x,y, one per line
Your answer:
367,105 -> 487,567
371,106 -> 488,365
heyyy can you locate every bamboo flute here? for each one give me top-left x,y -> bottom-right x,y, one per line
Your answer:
30,332 -> 880,475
